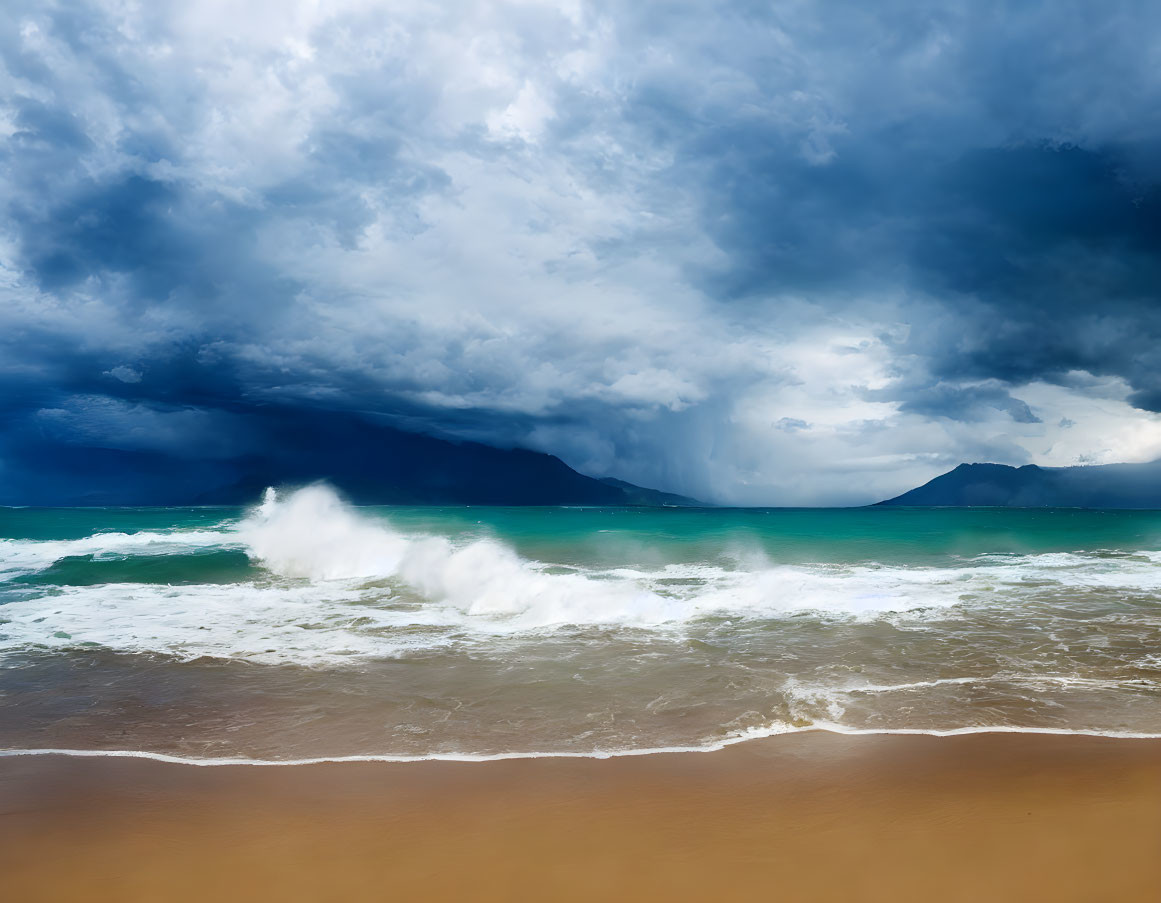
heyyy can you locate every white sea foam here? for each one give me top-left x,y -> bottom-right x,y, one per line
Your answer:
236,486 -> 1161,626
236,486 -> 408,580
5,490 -> 1161,761
238,486 -> 688,628
0,529 -> 236,578
3,485 -> 1161,665
0,581 -> 471,665
843,675 -> 1161,693
240,487 -> 1161,629
0,489 -> 989,664
1,722 -> 1158,768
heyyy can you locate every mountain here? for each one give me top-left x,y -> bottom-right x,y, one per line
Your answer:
0,407 -> 703,507
597,477 -> 701,507
877,460 -> 1161,508
195,431 -> 704,507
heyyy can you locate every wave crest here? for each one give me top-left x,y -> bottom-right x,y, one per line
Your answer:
240,485 -> 672,627
3,485 -> 1161,666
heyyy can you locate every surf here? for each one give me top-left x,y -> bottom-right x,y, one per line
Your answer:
2,491 -> 1160,758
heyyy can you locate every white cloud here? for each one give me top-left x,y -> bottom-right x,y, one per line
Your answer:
3,0 -> 1161,504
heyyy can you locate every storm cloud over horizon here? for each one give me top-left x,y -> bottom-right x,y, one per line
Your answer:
4,0 -> 1161,504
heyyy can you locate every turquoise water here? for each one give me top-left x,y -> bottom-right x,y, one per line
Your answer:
2,485 -> 1161,760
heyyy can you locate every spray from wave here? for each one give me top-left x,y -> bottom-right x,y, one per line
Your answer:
238,486 -> 409,581
3,490 -> 1161,756
2,484 -> 1161,667
237,485 -> 677,627
234,484 -> 987,630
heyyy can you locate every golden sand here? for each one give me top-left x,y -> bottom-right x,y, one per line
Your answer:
1,733 -> 1158,902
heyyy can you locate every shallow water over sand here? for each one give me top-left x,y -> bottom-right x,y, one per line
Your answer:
2,487 -> 1161,759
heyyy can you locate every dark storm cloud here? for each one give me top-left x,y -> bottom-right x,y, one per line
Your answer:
18,176 -> 201,296
582,1 -> 1161,419
903,144 -> 1161,407
3,0 -> 1161,503
617,22 -> 1161,413
890,381 -> 1041,425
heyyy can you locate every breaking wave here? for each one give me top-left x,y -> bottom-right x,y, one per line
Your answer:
0,529 -> 238,578
0,485 -> 1156,668
1,484 -> 1161,667
3,489 -> 1161,757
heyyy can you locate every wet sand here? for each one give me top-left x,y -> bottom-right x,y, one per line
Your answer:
1,732 -> 1159,902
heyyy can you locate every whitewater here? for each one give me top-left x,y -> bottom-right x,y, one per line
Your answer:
1,486 -> 1160,761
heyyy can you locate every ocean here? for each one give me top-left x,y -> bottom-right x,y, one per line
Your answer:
2,484 -> 1160,763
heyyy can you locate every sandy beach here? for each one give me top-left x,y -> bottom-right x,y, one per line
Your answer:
1,732 -> 1158,902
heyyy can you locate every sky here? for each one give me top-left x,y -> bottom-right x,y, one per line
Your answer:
4,0 -> 1161,505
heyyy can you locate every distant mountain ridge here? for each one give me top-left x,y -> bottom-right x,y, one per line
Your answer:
0,408 -> 703,507
878,460 -> 1161,508
596,477 -> 701,507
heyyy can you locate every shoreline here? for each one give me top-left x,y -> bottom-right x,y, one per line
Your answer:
2,731 -> 1158,902
2,722 -> 1161,766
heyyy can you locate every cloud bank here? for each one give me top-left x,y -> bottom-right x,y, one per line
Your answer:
4,0 -> 1161,504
